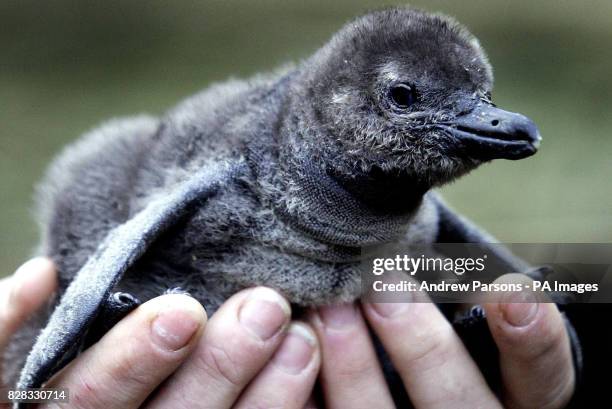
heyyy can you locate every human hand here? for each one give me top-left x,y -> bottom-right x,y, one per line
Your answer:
2,260 -> 575,409
1,259 -> 320,409
1,258 -> 57,409
309,274 -> 576,409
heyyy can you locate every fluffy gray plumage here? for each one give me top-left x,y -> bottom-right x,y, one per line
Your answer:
4,7 -> 551,394
43,8 -> 498,307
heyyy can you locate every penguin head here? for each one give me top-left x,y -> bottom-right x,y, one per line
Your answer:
302,7 -> 541,188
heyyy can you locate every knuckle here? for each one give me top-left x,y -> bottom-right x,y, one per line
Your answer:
332,355 -> 373,380
111,330 -> 181,388
529,331 -> 565,362
400,323 -> 457,371
65,348 -> 158,409
67,370 -> 107,409
110,347 -> 155,389
71,339 -> 161,407
510,319 -> 568,362
197,343 -> 244,388
194,325 -> 268,388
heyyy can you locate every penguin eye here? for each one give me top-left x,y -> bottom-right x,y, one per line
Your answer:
389,83 -> 417,109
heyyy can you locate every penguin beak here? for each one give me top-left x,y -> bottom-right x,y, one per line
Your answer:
442,103 -> 542,160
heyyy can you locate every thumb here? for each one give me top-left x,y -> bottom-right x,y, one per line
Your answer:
0,258 -> 57,388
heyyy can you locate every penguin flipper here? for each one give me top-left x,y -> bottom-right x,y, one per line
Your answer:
16,161 -> 246,393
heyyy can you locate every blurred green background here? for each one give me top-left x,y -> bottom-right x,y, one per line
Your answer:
1,0 -> 611,274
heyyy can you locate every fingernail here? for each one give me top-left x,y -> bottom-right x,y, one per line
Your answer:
152,299 -> 203,351
239,287 -> 290,341
318,303 -> 357,329
272,323 -> 317,374
369,302 -> 409,318
501,291 -> 539,327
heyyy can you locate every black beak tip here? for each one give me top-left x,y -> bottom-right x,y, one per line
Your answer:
446,104 -> 543,161
511,115 -> 542,148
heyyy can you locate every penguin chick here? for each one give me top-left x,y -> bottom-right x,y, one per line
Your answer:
7,7 -> 546,393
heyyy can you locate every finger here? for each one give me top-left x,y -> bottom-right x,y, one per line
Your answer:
0,258 -> 55,407
484,274 -> 575,409
0,258 -> 56,351
145,286 -> 291,409
309,303 -> 394,409
233,323 -> 320,409
363,292 -> 502,409
42,294 -> 206,409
